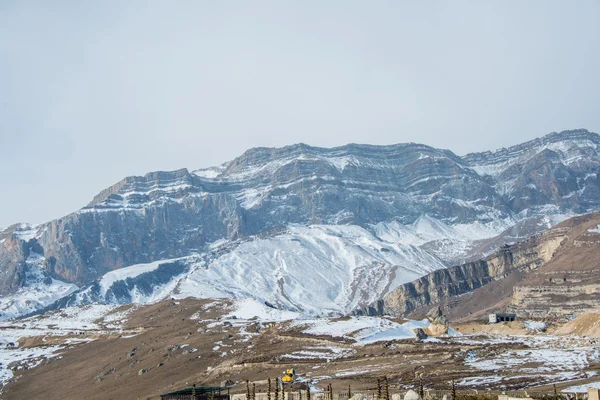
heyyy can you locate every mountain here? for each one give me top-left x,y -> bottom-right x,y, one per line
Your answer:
1,128 -> 600,319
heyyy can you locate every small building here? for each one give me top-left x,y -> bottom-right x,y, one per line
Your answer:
489,313 -> 516,324
161,385 -> 231,400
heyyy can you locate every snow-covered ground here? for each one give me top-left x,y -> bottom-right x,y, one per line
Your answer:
563,381 -> 600,393
588,224 -> 600,233
291,316 -> 458,345
1,297 -> 599,392
0,251 -> 79,321
373,213 -> 512,247
458,335 -> 600,389
94,257 -> 185,304
0,341 -> 63,386
224,298 -> 300,321
174,224 -> 449,315
281,346 -> 355,362
0,304 -> 136,389
524,321 -> 548,332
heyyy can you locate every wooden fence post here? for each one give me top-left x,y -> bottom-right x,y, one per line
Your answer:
384,377 -> 389,400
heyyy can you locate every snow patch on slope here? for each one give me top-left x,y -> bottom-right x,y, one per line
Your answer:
175,224 -> 446,315
563,381 -> 600,393
373,214 -> 510,247
225,298 -> 300,321
75,258 -> 188,306
588,224 -> 600,233
372,214 -> 514,263
467,135 -> 599,178
99,259 -> 173,295
293,316 -> 457,344
10,224 -> 41,241
0,252 -> 78,321
192,163 -> 228,179
0,304 -> 135,388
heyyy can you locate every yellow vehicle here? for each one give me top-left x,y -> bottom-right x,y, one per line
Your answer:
281,368 -> 295,383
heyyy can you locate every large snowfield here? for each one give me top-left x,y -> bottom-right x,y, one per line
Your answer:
3,214 -> 554,322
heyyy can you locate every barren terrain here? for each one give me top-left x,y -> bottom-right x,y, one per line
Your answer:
1,298 -> 599,399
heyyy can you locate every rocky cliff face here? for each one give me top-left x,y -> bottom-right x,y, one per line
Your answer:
369,213 -> 600,320
0,129 -> 599,317
361,226 -> 568,317
462,129 -> 600,214
507,214 -> 600,318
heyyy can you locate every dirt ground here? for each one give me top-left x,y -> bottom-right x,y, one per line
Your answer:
454,321 -> 535,336
1,299 -> 598,400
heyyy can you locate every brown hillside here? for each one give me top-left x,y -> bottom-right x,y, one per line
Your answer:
401,212 -> 600,321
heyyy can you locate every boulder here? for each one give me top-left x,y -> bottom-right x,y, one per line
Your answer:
424,323 -> 449,337
404,390 -> 421,400
426,306 -> 449,326
413,328 -> 428,340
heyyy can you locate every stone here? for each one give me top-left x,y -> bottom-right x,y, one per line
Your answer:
424,323 -> 449,337
426,306 -> 443,321
404,390 -> 421,400
413,328 -> 428,341
426,306 -> 449,325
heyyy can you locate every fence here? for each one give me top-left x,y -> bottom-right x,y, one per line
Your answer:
230,389 -> 583,400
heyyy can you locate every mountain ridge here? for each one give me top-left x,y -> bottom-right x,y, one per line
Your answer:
1,128 -> 599,319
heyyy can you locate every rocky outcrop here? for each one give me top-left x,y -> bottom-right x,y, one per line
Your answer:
413,328 -> 428,340
426,305 -> 449,325
363,227 -> 567,317
509,284 -> 600,318
362,213 -> 600,320
424,306 -> 449,335
506,218 -> 600,318
462,129 -> 600,213
424,323 -> 448,336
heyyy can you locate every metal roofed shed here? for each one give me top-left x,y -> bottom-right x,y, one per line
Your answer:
489,313 -> 516,324
161,385 -> 231,400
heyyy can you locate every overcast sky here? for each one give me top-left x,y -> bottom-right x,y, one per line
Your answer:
1,1 -> 599,227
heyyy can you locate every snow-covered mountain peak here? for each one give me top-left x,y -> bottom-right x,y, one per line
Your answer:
463,129 -> 600,177
1,129 -> 600,320
0,223 -> 42,243
216,141 -> 460,180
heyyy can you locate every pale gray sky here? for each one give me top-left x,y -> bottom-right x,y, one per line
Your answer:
1,1 -> 599,227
